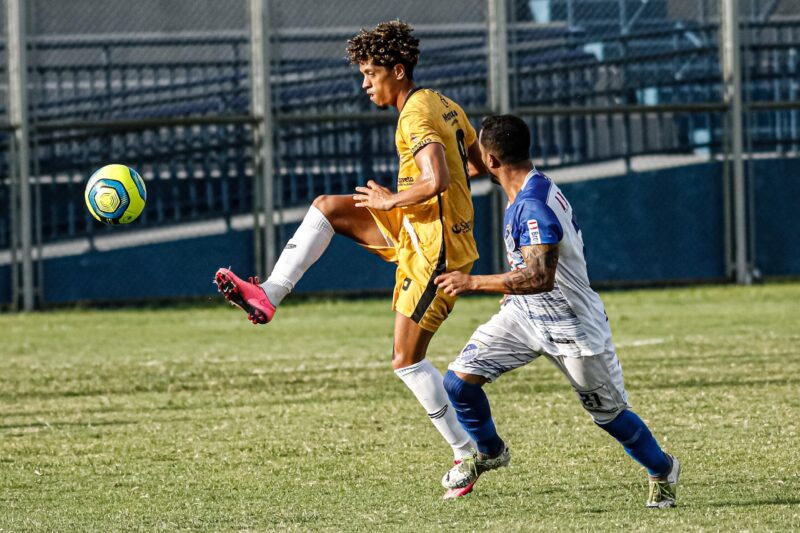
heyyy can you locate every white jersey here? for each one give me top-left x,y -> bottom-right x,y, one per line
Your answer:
502,169 -> 613,357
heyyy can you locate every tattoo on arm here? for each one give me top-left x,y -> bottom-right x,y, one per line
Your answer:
502,244 -> 559,294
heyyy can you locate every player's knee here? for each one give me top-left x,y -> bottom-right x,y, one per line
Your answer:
390,349 -> 421,370
580,400 -> 625,425
311,194 -> 335,216
443,369 -> 487,403
574,388 -> 626,424
589,407 -> 624,425
442,370 -> 463,399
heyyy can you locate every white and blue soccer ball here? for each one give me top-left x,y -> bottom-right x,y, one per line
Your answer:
84,164 -> 147,225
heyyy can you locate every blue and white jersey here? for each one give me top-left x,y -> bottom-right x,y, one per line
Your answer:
503,169 -> 613,357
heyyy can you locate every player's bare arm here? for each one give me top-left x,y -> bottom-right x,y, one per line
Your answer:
353,142 -> 450,210
467,141 -> 488,178
435,243 -> 559,296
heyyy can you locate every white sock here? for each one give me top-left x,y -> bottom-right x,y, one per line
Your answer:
395,359 -> 475,460
261,206 -> 334,306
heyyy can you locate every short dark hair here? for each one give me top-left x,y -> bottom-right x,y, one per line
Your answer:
346,20 -> 420,80
480,115 -> 531,165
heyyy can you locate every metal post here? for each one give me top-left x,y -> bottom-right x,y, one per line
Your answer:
488,0 -> 510,115
721,0 -> 751,284
250,0 -> 276,275
7,0 -> 35,310
488,0 -> 510,274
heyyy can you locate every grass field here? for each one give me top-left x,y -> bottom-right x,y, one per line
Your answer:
1,283 -> 799,531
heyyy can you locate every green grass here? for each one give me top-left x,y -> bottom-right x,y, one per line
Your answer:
1,283 -> 799,531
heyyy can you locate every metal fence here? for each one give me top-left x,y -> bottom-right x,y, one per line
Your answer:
1,0 -> 799,309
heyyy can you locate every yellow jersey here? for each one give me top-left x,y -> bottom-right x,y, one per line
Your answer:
393,88 -> 479,277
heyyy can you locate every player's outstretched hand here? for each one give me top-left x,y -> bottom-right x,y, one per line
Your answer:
435,271 -> 473,296
353,180 -> 395,211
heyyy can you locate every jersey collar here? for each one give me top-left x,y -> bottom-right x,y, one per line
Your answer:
519,167 -> 538,193
506,168 -> 540,209
399,86 -> 424,113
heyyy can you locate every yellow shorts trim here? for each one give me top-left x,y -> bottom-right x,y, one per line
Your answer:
393,261 -> 473,333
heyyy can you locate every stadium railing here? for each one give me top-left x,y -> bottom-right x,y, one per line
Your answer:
1,19 -> 798,249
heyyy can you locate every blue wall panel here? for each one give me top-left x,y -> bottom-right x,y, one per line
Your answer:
0,265 -> 10,305
280,222 -> 396,294
42,230 -> 253,303
469,194 -> 497,276
4,159 -> 799,306
559,162 -> 727,283
752,158 -> 800,276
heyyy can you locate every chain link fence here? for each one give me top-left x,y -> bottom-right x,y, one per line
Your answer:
1,0 -> 799,308
270,0 -> 487,209
741,0 -> 800,278
4,0 -> 255,306
502,1 -> 730,283
0,0 -> 11,304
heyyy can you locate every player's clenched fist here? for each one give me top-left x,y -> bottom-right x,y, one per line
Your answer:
435,271 -> 474,296
353,180 -> 395,210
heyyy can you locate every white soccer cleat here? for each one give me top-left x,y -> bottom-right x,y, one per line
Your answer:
441,445 -> 511,498
646,454 -> 681,508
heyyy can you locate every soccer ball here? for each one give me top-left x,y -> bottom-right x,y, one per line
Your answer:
84,164 -> 147,225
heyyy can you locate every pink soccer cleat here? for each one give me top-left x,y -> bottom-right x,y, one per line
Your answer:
442,479 -> 478,500
214,267 -> 276,325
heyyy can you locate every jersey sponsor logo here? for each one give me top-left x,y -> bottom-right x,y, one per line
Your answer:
451,220 -> 472,234
398,176 -> 415,187
410,138 -> 434,155
441,109 -> 457,122
459,342 -> 480,362
527,219 -> 541,244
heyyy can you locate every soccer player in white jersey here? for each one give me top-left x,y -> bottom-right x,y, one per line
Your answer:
434,115 -> 681,507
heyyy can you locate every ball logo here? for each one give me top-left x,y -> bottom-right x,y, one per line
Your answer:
96,187 -> 122,211
459,343 -> 480,362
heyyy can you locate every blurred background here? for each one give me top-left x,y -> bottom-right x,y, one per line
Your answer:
1,0 -> 799,309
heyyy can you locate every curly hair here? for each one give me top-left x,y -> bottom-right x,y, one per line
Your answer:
346,20 -> 420,79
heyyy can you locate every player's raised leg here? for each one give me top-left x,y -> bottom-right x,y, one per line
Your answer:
215,195 -> 386,324
391,314 -> 475,465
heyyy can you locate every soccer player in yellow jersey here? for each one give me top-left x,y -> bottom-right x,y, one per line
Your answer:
215,20 -> 486,498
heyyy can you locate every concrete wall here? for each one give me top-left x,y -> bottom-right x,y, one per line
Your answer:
3,158 -> 800,306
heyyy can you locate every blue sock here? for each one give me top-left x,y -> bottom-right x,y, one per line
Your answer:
443,370 -> 504,457
597,409 -> 671,477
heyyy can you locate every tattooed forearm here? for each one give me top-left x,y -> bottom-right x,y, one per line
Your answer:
501,244 -> 559,294
452,244 -> 559,295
